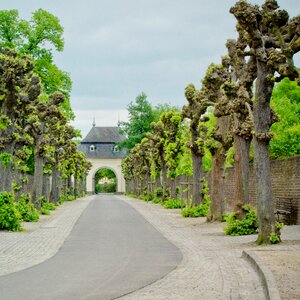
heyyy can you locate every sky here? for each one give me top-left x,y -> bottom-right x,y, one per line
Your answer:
1,0 -> 299,137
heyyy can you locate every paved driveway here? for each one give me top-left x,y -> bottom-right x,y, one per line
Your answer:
0,195 -> 182,300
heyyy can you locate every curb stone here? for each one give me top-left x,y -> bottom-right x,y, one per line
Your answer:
242,250 -> 281,300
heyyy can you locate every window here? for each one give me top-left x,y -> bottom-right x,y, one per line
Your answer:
113,145 -> 119,152
90,145 -> 96,152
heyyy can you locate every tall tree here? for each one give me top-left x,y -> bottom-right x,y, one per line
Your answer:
182,84 -> 212,205
200,59 -> 233,219
231,0 -> 300,244
225,33 -> 257,213
118,93 -> 156,150
0,9 -> 73,120
0,49 -> 40,192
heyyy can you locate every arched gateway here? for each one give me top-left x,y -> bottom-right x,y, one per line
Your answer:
78,126 -> 127,194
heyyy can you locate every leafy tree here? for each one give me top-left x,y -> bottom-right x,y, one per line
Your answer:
225,33 -> 257,213
231,0 -> 300,244
160,110 -> 183,199
182,83 -> 213,206
118,93 -> 156,150
270,78 -> 300,158
199,60 -> 233,220
0,49 -> 39,192
0,9 -> 73,120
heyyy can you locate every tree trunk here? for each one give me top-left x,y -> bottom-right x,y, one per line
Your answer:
42,173 -> 51,202
0,143 -> 15,192
254,61 -> 275,245
233,134 -> 250,214
208,116 -> 231,221
208,148 -> 226,221
169,178 -> 176,199
74,174 -> 78,198
191,151 -> 203,206
32,154 -> 44,208
49,164 -> 58,204
68,176 -> 73,195
161,161 -> 168,201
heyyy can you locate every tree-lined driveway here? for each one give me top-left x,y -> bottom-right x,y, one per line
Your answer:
0,195 -> 182,300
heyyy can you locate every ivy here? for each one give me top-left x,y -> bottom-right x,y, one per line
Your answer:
0,152 -> 13,168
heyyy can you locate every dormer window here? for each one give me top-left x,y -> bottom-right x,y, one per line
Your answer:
113,145 -> 119,152
90,145 -> 96,152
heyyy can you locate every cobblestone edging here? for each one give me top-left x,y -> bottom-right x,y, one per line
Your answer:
0,196 -> 94,277
242,250 -> 281,300
117,195 -> 266,300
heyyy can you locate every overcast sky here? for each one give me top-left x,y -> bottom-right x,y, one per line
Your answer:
1,0 -> 299,137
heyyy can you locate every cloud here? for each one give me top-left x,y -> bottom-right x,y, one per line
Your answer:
70,109 -> 129,138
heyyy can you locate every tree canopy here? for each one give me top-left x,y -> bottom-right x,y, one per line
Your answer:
270,78 -> 300,158
0,9 -> 73,120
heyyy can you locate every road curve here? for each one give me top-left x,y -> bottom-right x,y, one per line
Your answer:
0,195 -> 182,300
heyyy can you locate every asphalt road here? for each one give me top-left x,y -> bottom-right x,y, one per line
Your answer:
0,195 -> 182,300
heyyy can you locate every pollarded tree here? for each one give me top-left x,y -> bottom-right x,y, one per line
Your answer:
182,84 -> 212,205
225,29 -> 257,213
49,125 -> 73,204
230,0 -> 300,244
147,121 -> 168,197
0,49 -> 40,192
28,92 -> 65,205
122,139 -> 151,197
200,59 -> 233,219
160,110 -> 183,199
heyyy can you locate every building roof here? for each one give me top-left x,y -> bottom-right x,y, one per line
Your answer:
81,126 -> 125,143
77,143 -> 126,159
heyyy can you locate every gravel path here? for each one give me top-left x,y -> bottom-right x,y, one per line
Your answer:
117,195 -> 266,300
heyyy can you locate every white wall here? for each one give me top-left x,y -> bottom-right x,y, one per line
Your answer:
86,158 -> 125,193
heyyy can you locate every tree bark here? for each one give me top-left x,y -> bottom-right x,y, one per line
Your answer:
0,143 -> 15,192
208,148 -> 226,221
254,61 -> 275,245
233,134 -> 250,214
208,116 -> 231,221
32,154 -> 44,208
42,173 -> 51,202
50,164 -> 61,204
161,160 -> 168,201
191,151 -> 203,206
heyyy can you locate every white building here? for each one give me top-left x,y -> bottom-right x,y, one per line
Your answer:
78,126 -> 127,193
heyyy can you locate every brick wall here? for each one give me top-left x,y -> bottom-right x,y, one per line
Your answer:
220,156 -> 300,224
126,156 -> 300,224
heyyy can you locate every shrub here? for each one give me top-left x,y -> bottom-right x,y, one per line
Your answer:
0,192 -> 23,231
16,194 -> 39,222
41,207 -> 50,215
182,197 -> 210,218
224,205 -> 258,236
163,198 -> 185,209
152,197 -> 162,204
140,195 -> 148,201
42,202 -> 56,211
154,188 -> 163,197
269,222 -> 284,244
147,192 -> 154,201
67,194 -> 75,201
125,193 -> 137,198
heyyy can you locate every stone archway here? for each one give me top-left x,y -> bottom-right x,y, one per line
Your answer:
86,158 -> 125,194
93,167 -> 117,193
